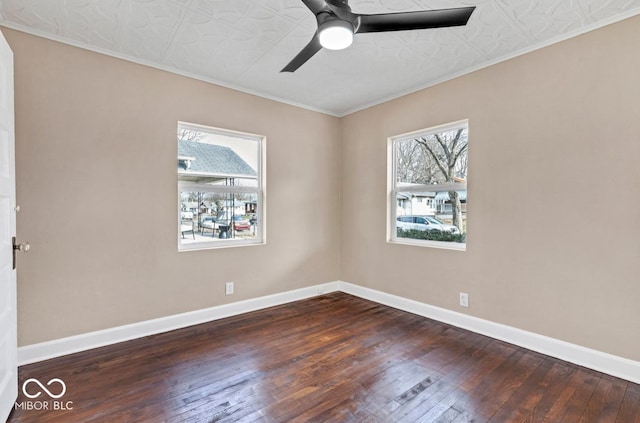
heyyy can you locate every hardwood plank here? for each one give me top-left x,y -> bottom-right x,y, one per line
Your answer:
8,292 -> 638,423
486,354 -> 554,422
444,348 -> 534,420
616,382 -> 640,423
519,360 -> 577,421
397,340 -> 506,422
578,375 -> 627,423
542,367 -> 601,422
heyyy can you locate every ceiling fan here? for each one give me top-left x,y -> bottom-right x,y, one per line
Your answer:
282,0 -> 476,72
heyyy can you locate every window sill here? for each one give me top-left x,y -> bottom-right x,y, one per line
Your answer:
387,238 -> 466,251
179,239 -> 265,252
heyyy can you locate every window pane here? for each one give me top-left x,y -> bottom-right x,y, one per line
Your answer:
395,190 -> 467,243
178,123 -> 263,250
395,127 -> 468,187
391,121 -> 468,248
180,191 -> 259,246
178,127 -> 259,188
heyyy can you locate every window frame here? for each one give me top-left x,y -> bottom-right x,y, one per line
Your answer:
177,122 -> 266,251
387,119 -> 468,251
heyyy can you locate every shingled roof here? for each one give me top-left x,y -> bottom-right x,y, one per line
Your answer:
178,140 -> 256,178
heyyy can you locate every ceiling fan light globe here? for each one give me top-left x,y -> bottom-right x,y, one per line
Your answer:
319,20 -> 354,50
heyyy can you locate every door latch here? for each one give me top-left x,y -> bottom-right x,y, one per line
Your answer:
12,236 -> 30,270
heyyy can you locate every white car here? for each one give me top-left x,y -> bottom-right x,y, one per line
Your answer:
181,210 -> 194,220
397,216 -> 460,234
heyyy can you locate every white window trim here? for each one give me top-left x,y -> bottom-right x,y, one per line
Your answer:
177,123 -> 266,251
387,119 -> 468,251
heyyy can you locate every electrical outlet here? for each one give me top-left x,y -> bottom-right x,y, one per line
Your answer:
225,282 -> 234,296
459,292 -> 469,308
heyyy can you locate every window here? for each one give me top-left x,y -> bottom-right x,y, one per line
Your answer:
178,122 -> 265,250
388,120 -> 468,250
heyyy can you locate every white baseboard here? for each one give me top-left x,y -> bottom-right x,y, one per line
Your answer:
18,280 -> 640,385
338,281 -> 640,384
17,281 -> 340,366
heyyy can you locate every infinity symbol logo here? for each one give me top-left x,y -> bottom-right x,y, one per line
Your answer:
22,378 -> 67,399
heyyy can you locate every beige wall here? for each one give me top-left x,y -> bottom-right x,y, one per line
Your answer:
5,15 -> 640,363
3,28 -> 342,346
341,15 -> 640,362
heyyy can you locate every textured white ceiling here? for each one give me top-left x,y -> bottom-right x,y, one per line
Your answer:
1,0 -> 639,116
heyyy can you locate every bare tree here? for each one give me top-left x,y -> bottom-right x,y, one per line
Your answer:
178,128 -> 205,142
396,140 -> 439,185
415,128 -> 468,231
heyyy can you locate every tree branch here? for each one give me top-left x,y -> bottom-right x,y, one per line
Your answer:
416,138 -> 448,180
452,143 -> 468,171
434,134 -> 451,163
448,129 -> 464,168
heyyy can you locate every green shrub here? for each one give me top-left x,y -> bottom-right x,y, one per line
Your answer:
397,228 -> 466,243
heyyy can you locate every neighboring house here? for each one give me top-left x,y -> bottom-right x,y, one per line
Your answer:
434,191 -> 468,216
397,192 -> 468,216
397,192 -> 437,216
178,139 -> 256,185
181,201 -> 198,213
178,139 -> 257,218
397,177 -> 467,218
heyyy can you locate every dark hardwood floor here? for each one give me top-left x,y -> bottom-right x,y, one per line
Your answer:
8,292 -> 640,422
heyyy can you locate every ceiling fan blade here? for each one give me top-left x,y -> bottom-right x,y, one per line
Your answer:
356,6 -> 475,34
281,34 -> 322,73
301,0 -> 327,14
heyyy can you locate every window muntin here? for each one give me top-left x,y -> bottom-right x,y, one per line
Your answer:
389,120 -> 468,250
178,123 -> 265,250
